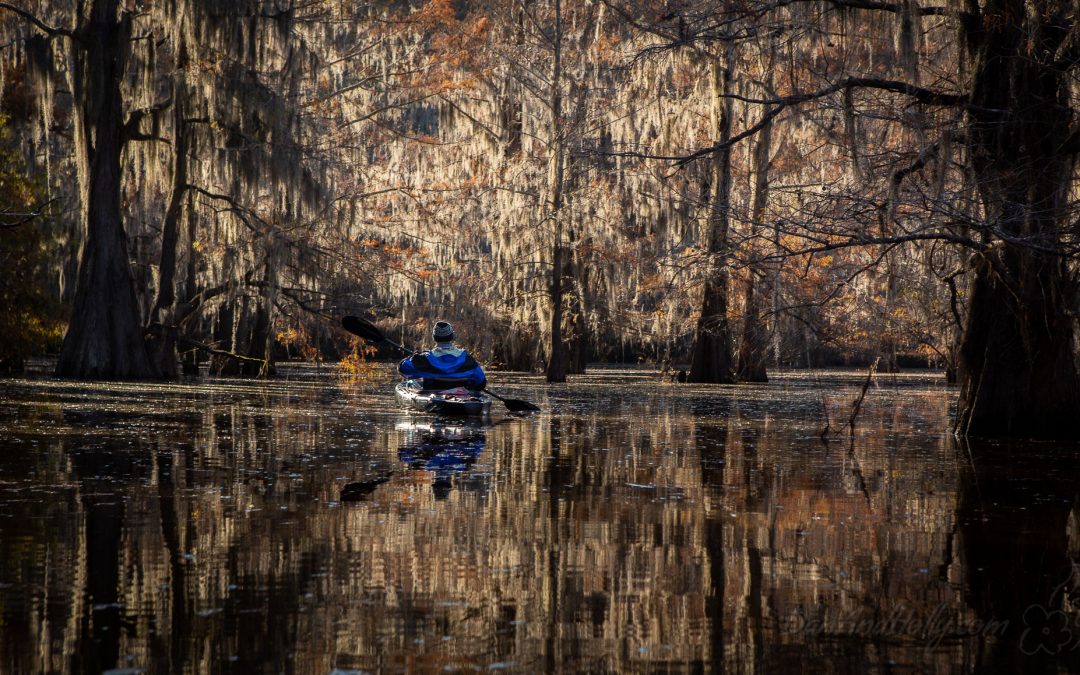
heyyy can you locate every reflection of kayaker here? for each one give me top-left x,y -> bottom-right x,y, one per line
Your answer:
397,421 -> 485,500
340,421 -> 487,502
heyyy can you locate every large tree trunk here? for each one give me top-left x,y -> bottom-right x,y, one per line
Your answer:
955,6 -> 1080,439
240,255 -> 278,377
228,298 -> 254,374
241,302 -> 273,376
955,249 -> 1079,437
689,58 -> 735,384
736,114 -> 772,383
544,0 -> 567,383
56,1 -> 159,379
211,300 -> 238,375
147,66 -> 189,379
566,295 -> 589,374
546,241 -> 568,382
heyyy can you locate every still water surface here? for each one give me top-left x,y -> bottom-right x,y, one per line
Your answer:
2,368 -> 1080,673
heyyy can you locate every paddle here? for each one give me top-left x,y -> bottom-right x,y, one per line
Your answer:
342,315 -> 416,356
341,315 -> 541,413
482,388 -> 541,412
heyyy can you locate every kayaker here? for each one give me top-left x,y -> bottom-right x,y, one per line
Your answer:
398,320 -> 487,390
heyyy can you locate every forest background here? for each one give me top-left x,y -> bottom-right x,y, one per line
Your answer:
1,0 -> 1078,439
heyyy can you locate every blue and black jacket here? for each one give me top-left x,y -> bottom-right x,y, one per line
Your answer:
399,347 -> 486,390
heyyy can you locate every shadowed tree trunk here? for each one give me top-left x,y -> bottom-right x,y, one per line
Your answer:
240,253 -> 279,376
689,57 -> 735,384
147,57 -> 190,379
211,299 -> 237,375
547,241 -> 568,382
55,0 -> 158,379
545,0 -> 567,384
566,253 -> 589,374
955,3 -> 1080,439
229,298 -> 255,374
567,299 -> 589,374
736,113 -> 772,383
180,195 -> 200,376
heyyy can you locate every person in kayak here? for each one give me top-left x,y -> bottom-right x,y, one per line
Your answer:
398,320 -> 487,390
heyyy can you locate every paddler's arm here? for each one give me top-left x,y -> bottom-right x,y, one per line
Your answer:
399,356 -> 420,378
465,361 -> 486,390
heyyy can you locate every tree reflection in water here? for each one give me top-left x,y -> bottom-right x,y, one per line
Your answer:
958,438 -> 1080,673
0,370 -> 1078,672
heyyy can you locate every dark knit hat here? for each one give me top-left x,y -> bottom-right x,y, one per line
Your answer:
432,320 -> 455,343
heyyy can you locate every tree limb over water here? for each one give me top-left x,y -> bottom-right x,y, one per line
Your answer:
0,3 -> 75,40
601,78 -> 965,166
0,199 -> 55,229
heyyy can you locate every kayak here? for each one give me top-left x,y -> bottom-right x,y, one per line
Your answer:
394,380 -> 493,417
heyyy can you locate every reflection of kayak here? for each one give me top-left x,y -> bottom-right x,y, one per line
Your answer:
395,380 -> 492,417
393,420 -> 488,438
398,438 -> 484,471
397,420 -> 486,501
342,419 -> 489,503
395,420 -> 485,470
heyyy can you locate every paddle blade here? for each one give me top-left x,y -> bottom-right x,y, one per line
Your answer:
342,315 -> 385,344
501,397 -> 541,413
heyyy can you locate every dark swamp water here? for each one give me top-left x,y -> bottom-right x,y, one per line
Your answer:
3,368 -> 1080,674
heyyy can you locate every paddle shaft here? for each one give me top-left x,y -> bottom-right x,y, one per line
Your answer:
484,389 -> 521,406
383,337 -> 416,357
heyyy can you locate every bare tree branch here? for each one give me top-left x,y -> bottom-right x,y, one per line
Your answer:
0,198 -> 56,229
604,78 -> 964,166
819,0 -> 963,18
0,3 -> 75,39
